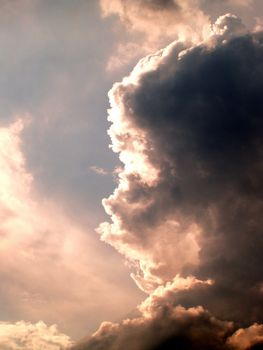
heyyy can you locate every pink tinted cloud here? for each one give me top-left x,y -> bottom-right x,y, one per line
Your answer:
0,320 -> 72,350
72,275 -> 263,350
0,117 -> 142,339
97,13 -> 263,323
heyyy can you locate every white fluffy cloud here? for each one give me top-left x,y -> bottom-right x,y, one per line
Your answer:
0,320 -> 72,350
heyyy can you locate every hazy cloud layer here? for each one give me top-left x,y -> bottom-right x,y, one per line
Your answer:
100,0 -> 210,43
0,0 -> 121,228
96,14 -> 263,329
100,0 -> 252,39
0,117 -> 143,339
0,320 -> 71,350
0,0 -> 148,341
100,0 -> 209,70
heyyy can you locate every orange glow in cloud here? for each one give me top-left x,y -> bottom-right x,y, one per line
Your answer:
0,117 -> 142,341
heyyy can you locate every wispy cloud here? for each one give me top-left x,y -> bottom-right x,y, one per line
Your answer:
0,117 -> 143,340
90,166 -> 109,176
100,0 -> 255,71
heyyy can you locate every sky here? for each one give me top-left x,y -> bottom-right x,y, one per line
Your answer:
1,0 -> 263,349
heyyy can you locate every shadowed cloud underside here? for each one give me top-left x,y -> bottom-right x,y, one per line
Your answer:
72,13 -> 263,350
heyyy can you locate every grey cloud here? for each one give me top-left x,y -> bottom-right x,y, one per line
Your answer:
72,284 -> 232,350
72,319 -> 263,350
128,30 -> 263,322
98,14 -> 263,326
72,309 -> 232,350
71,280 -> 263,350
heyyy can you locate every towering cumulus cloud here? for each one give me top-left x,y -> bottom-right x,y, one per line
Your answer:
73,13 -> 263,350
99,12 -> 263,311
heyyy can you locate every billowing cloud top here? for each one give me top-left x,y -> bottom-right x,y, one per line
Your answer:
100,0 -> 255,70
100,0 -> 210,70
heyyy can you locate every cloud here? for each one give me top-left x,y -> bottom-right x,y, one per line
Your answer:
210,13 -> 247,39
97,13 -> 263,330
201,0 -> 252,8
100,0 -> 255,70
0,320 -> 72,350
100,0 -> 210,42
100,0 -> 210,71
90,166 -> 109,176
0,0 -> 121,235
227,324 -> 263,350
0,117 -> 143,339
100,0 -> 252,38
71,280 -> 231,350
71,278 -> 263,350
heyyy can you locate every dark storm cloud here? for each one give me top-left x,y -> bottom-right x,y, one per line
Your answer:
71,279 -> 263,350
68,12 -> 263,350
98,14 -> 263,325
125,30 -> 263,322
72,308 -> 233,350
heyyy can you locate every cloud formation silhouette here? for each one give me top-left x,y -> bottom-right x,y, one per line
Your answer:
69,14 -> 263,350
72,277 -> 263,350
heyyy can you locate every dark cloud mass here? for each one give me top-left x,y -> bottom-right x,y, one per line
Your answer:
72,280 -> 263,350
126,29 -> 263,321
73,308 -> 233,350
73,13 -> 263,350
